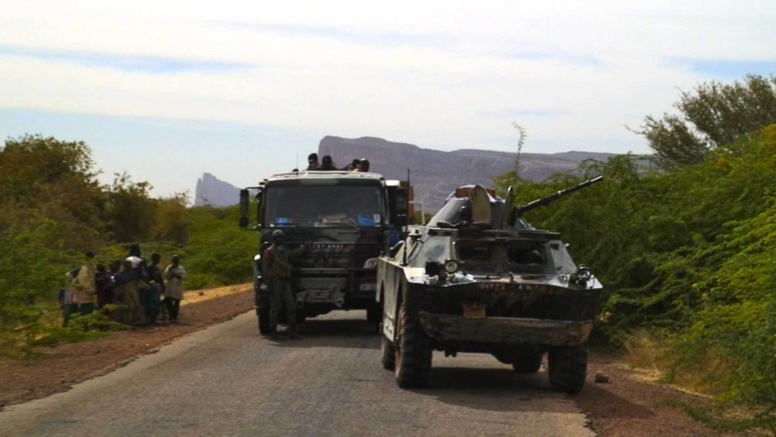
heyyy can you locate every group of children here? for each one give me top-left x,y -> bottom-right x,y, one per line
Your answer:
62,244 -> 188,327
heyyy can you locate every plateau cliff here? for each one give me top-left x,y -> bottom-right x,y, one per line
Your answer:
194,173 -> 240,207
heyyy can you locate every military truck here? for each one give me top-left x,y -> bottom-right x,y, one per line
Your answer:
377,177 -> 603,394
239,170 -> 410,335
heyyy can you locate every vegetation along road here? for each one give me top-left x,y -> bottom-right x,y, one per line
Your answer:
0,311 -> 595,437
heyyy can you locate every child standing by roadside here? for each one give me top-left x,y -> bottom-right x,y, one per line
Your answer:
163,255 -> 187,323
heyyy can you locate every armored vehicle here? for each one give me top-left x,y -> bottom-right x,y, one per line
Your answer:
376,177 -> 603,394
240,170 -> 410,335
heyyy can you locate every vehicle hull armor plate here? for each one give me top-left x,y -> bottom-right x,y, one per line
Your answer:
418,312 -> 594,347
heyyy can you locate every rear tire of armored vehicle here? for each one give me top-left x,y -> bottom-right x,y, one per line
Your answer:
394,302 -> 432,388
512,353 -> 544,374
257,305 -> 271,336
547,346 -> 587,394
381,335 -> 396,370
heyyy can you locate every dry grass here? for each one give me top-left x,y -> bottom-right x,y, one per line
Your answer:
181,283 -> 252,306
622,329 -> 670,381
623,329 -> 734,398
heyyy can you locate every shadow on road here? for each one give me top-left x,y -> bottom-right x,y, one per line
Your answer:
415,365 -> 656,418
268,318 -> 380,350
413,366 -> 558,413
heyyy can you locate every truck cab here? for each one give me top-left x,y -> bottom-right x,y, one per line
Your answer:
240,170 -> 409,335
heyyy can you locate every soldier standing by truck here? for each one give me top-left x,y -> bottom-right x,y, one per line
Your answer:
264,230 -> 306,341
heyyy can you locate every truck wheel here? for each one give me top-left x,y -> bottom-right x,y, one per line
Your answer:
548,346 -> 587,394
381,335 -> 395,370
512,353 -> 543,374
367,305 -> 382,324
394,302 -> 432,388
257,306 -> 271,336
512,354 -> 542,373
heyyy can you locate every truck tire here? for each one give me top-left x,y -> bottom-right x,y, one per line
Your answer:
394,301 -> 432,388
257,305 -> 271,336
548,346 -> 587,394
367,305 -> 382,324
512,353 -> 543,374
381,335 -> 395,370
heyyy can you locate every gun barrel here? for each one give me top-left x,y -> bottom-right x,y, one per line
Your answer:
516,176 -> 603,214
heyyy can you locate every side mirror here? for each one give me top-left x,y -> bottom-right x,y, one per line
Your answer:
239,189 -> 250,229
394,188 -> 409,227
255,190 -> 263,227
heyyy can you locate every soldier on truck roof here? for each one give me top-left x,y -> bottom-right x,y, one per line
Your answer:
306,153 -> 319,170
319,155 -> 337,170
356,158 -> 370,172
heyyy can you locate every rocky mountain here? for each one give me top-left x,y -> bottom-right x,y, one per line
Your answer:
319,136 -> 617,212
194,136 -> 619,211
194,173 -> 240,207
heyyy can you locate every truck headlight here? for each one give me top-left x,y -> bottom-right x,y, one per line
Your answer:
443,259 -> 459,274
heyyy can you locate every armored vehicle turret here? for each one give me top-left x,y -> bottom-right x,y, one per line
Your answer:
376,177 -> 603,394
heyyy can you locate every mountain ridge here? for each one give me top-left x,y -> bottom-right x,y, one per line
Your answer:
194,136 -> 619,211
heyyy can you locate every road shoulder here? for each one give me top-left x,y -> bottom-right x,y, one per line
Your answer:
0,286 -> 253,408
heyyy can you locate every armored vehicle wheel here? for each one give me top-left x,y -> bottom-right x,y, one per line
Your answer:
394,302 -> 432,388
512,353 -> 543,374
257,306 -> 271,336
548,346 -> 587,394
381,335 -> 395,370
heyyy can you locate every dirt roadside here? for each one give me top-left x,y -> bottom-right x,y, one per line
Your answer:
0,287 -> 744,436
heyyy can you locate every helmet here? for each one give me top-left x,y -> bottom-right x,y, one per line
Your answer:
272,229 -> 286,240
358,158 -> 370,171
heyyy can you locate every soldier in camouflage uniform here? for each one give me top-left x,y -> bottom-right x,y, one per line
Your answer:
264,229 -> 307,340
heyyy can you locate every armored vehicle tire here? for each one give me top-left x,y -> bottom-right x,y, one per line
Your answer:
394,302 -> 432,388
367,306 -> 382,324
257,306 -> 271,336
512,353 -> 544,374
548,346 -> 587,394
381,335 -> 395,370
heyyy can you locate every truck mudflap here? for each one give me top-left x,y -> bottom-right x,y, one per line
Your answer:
418,312 -> 594,347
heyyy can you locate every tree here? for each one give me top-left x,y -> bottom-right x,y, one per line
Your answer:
153,192 -> 190,244
104,173 -> 156,243
0,135 -> 106,250
635,74 -> 776,168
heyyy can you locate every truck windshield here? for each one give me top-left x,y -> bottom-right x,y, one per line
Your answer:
265,185 -> 384,227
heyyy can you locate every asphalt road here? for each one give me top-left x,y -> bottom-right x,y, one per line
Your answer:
0,311 -> 595,437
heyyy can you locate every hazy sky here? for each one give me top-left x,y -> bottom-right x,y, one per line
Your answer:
1,0 -> 774,199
